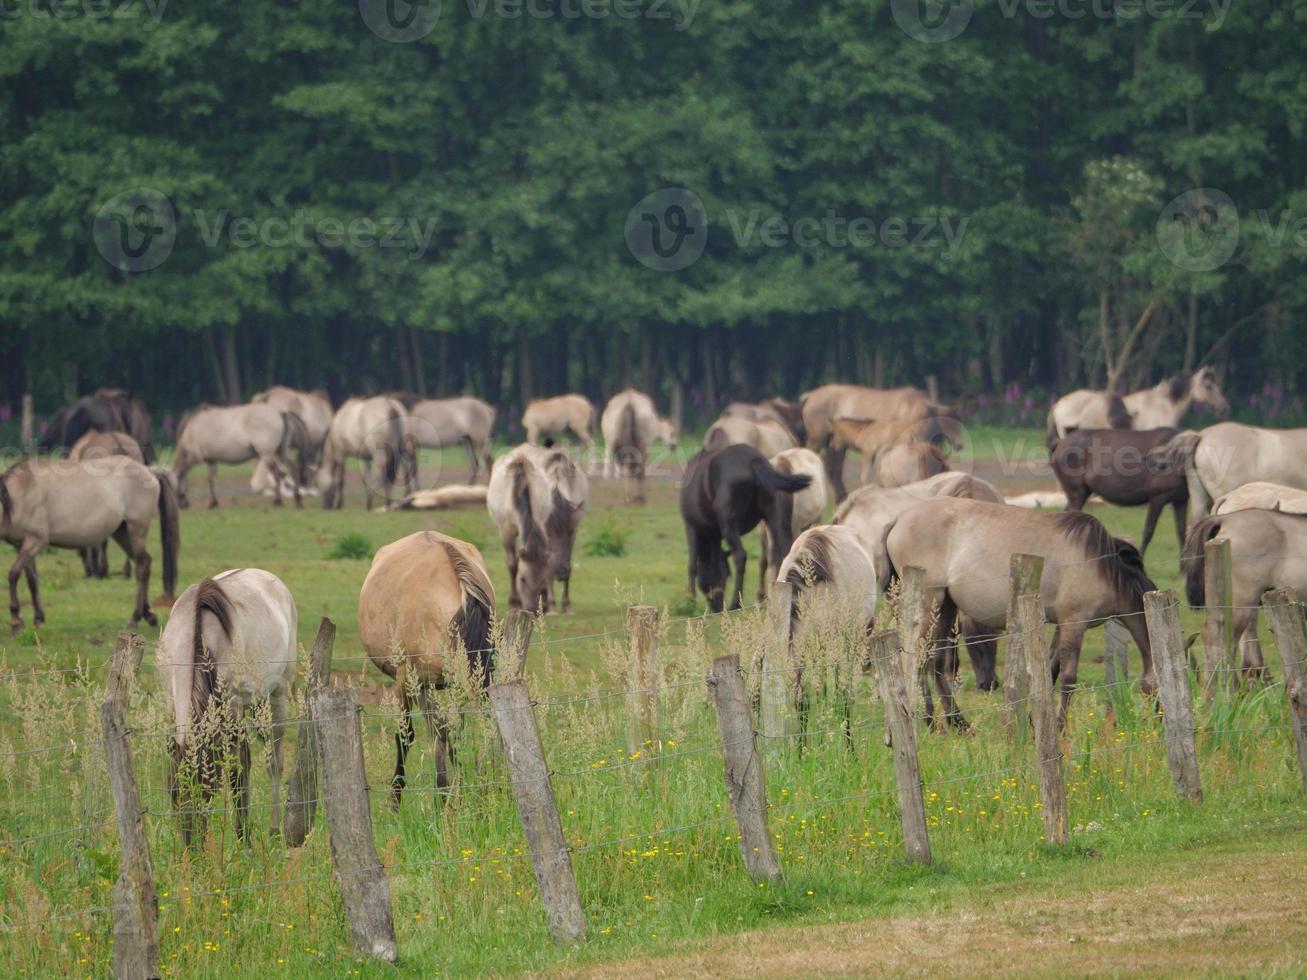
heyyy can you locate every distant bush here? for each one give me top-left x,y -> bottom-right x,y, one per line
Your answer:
327,532 -> 373,560
667,595 -> 701,618
583,519 -> 628,558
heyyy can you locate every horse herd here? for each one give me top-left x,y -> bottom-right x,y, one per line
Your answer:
4,368 -> 1307,840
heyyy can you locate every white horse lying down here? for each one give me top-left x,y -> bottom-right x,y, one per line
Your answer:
380,484 -> 489,511
157,568 -> 298,844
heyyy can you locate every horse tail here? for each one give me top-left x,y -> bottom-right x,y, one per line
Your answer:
509,459 -> 548,561
1145,429 -> 1201,479
1045,407 -> 1061,451
1107,395 -> 1132,430
750,456 -> 812,495
1182,515 -> 1223,607
152,468 -> 181,600
443,542 -> 496,688
781,527 -> 837,590
617,401 -> 639,474
384,407 -> 403,485
189,577 -> 234,736
876,522 -> 899,596
280,411 -> 312,484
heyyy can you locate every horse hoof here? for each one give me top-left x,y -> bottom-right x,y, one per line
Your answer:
144,612 -> 159,628
1140,675 -> 1158,696
208,501 -> 220,510
9,622 -> 21,637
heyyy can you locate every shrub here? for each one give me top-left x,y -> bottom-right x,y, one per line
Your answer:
583,518 -> 628,558
327,532 -> 373,560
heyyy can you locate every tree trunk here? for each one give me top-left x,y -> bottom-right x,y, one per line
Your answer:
410,327 -> 427,395
205,329 -> 228,403
221,326 -> 242,403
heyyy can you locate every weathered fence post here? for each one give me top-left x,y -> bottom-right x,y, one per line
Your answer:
489,680 -> 586,944
1104,618 -> 1130,687
871,630 -> 931,864
896,566 -> 929,712
706,655 -> 783,883
497,608 -> 535,684
101,631 -> 158,980
19,393 -> 34,451
760,581 -> 795,748
284,617 -> 335,847
1016,595 -> 1068,845
1263,589 -> 1307,791
311,686 -> 397,962
625,605 -> 661,756
1144,590 -> 1202,803
1003,554 -> 1044,738
1201,537 -> 1235,693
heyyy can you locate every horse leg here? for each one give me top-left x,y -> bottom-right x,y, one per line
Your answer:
362,458 -> 375,512
1171,499 -> 1187,553
22,562 -> 44,627
504,532 -> 522,609
9,539 -> 42,633
229,732 -> 252,843
262,454 -> 286,508
1140,498 -> 1165,555
561,570 -> 572,615
207,463 -> 220,509
962,618 -> 1000,692
461,435 -> 478,481
685,527 -> 698,601
722,527 -> 747,611
274,447 -> 303,510
928,592 -> 966,731
390,688 -> 416,811
825,446 -> 848,502
266,690 -> 288,837
112,522 -> 155,627
1235,607 -> 1264,684
757,526 -> 770,603
1054,623 -> 1089,728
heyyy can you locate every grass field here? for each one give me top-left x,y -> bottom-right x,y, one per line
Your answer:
1,426 -> 1304,977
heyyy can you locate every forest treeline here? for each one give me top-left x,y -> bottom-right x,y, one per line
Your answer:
2,0 -> 1306,426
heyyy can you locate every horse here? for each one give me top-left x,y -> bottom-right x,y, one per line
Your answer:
68,431 -> 147,580
1183,509 -> 1307,680
384,484 -> 489,511
404,396 -> 497,483
679,443 -> 812,613
833,472 -> 1006,692
1048,366 -> 1228,440
704,415 -> 798,459
318,396 -> 415,510
1049,427 -> 1188,555
722,398 -> 805,442
873,442 -> 949,488
1214,482 -> 1307,516
600,388 -> 677,504
486,446 -> 556,613
532,444 -> 588,613
359,531 -> 496,805
2,456 -> 179,632
156,569 -> 297,843
756,448 -> 830,601
778,523 -> 878,653
1148,422 -> 1307,525
522,394 -> 597,462
39,389 -> 155,463
799,384 -> 957,500
249,387 -> 334,490
830,416 -> 950,485
882,498 -> 1156,728
172,403 -> 311,509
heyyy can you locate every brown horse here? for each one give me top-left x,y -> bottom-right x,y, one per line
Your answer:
359,531 -> 496,805
486,445 -> 556,612
69,431 -> 147,579
883,498 -> 1156,728
39,389 -> 155,462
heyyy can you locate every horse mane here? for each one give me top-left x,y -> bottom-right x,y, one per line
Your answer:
0,467 -> 12,527
190,576 -> 235,731
441,541 -> 496,687
1052,511 -> 1156,606
784,528 -> 836,589
1166,374 -> 1191,401
509,459 -> 548,562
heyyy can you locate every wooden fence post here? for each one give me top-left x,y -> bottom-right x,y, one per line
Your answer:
1016,595 -> 1067,845
101,631 -> 158,980
1201,537 -> 1235,693
489,680 -> 586,944
760,581 -> 795,748
1003,554 -> 1044,738
871,630 -> 930,863
625,605 -> 660,756
1144,590 -> 1202,803
310,686 -> 397,962
896,566 -> 928,712
284,617 -> 335,847
706,655 -> 783,883
497,608 -> 535,684
20,393 -> 33,451
1263,589 -> 1307,792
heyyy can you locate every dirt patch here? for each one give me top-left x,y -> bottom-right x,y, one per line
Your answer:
566,834 -> 1307,977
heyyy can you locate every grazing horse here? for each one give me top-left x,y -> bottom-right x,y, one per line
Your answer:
873,442 -> 949,488
40,389 -> 155,463
757,448 -> 830,601
1183,509 -> 1307,679
486,446 -> 555,612
722,398 -> 805,442
679,443 -> 812,613
704,415 -> 798,458
522,394 -> 597,458
404,396 -> 497,483
778,524 -> 878,648
318,396 -> 414,510
359,531 -> 496,805
1148,422 -> 1307,525
1050,427 -> 1188,555
69,431 -> 147,579
834,472 -> 1006,691
249,387 -> 334,490
173,403 -> 310,509
883,498 -> 1156,728
1214,482 -> 1307,516
534,446 -> 588,613
157,569 -> 297,843
600,388 -> 677,504
1049,366 -> 1228,439
830,416 -> 949,486
2,457 -> 179,632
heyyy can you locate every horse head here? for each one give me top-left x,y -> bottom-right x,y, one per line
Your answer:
1191,366 -> 1229,417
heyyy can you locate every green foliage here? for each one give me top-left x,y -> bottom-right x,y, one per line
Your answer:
326,531 -> 373,560
583,517 -> 629,558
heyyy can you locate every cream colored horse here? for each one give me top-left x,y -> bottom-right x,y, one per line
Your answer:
406,396 -> 497,483
1049,367 -> 1228,439
359,531 -> 496,804
2,456 -> 180,633
600,388 -> 677,503
777,523 -> 878,646
172,403 -> 310,509
486,445 -> 556,612
757,448 -> 830,600
704,415 -> 798,458
522,394 -> 596,459
157,569 -> 297,843
875,442 -> 949,488
1214,481 -> 1307,515
830,417 -> 948,486
69,431 -> 146,579
250,386 -> 334,489
318,395 -> 414,510
534,444 -> 588,613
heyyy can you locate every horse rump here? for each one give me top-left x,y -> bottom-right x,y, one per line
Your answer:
1181,515 -> 1224,607
442,542 -> 495,687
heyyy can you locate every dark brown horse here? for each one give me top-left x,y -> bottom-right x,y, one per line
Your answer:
39,389 -> 154,463
1049,427 -> 1188,555
680,443 -> 812,612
